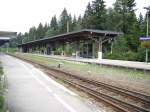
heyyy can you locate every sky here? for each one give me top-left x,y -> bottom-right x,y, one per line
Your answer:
0,0 -> 149,33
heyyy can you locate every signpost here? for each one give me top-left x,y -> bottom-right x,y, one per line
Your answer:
140,37 -> 150,62
142,6 -> 150,62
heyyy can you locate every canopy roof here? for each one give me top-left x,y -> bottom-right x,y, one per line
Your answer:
18,29 -> 122,47
0,31 -> 17,37
0,31 -> 17,46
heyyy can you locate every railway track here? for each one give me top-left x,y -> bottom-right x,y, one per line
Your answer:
48,66 -> 150,103
44,68 -> 150,112
8,53 -> 150,112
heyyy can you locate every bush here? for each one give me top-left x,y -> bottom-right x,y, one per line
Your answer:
104,35 -> 149,62
0,95 -> 4,111
104,50 -> 146,62
54,47 -> 63,55
65,44 -> 74,56
123,51 -> 138,61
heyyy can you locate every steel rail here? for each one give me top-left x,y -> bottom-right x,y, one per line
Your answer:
37,62 -> 150,104
45,70 -> 150,112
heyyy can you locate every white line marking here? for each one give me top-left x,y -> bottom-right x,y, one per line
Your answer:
18,61 -> 78,112
17,60 -> 77,96
54,93 -> 77,112
33,68 -> 77,96
17,62 -> 53,93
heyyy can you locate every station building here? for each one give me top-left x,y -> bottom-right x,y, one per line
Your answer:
18,29 -> 122,60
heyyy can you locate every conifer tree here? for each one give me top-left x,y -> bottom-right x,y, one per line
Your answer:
36,23 -> 45,39
59,8 -> 69,33
50,15 -> 58,30
92,0 -> 106,29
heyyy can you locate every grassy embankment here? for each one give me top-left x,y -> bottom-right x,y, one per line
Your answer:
11,52 -> 150,81
0,62 -> 5,112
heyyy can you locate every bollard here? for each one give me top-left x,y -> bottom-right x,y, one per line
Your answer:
57,63 -> 63,68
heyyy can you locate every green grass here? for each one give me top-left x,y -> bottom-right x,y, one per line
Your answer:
0,47 -> 17,53
13,53 -> 150,80
0,62 -> 5,112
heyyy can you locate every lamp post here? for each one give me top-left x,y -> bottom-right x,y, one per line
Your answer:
144,6 -> 150,62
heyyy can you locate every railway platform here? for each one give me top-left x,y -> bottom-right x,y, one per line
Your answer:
34,54 -> 150,71
1,54 -> 101,112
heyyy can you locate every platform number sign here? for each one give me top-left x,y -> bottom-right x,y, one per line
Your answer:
140,37 -> 150,48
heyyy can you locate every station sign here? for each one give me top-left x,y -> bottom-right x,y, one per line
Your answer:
140,37 -> 150,48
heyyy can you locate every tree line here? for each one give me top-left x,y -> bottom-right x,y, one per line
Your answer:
11,0 -> 150,62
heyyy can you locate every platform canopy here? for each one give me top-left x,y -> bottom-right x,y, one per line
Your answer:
18,29 -> 122,60
18,29 -> 122,47
0,31 -> 17,46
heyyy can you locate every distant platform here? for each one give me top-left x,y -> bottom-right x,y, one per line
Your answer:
32,54 -> 150,72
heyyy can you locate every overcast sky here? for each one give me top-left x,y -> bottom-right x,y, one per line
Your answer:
0,0 -> 149,33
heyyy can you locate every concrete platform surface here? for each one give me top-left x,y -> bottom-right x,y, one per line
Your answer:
0,54 -> 102,112
36,54 -> 150,71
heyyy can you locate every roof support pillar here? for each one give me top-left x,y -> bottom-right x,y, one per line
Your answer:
76,41 -> 80,58
61,41 -> 65,56
92,41 -> 95,59
51,44 -> 54,55
46,44 -> 50,55
98,38 -> 103,60
18,47 -> 23,52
